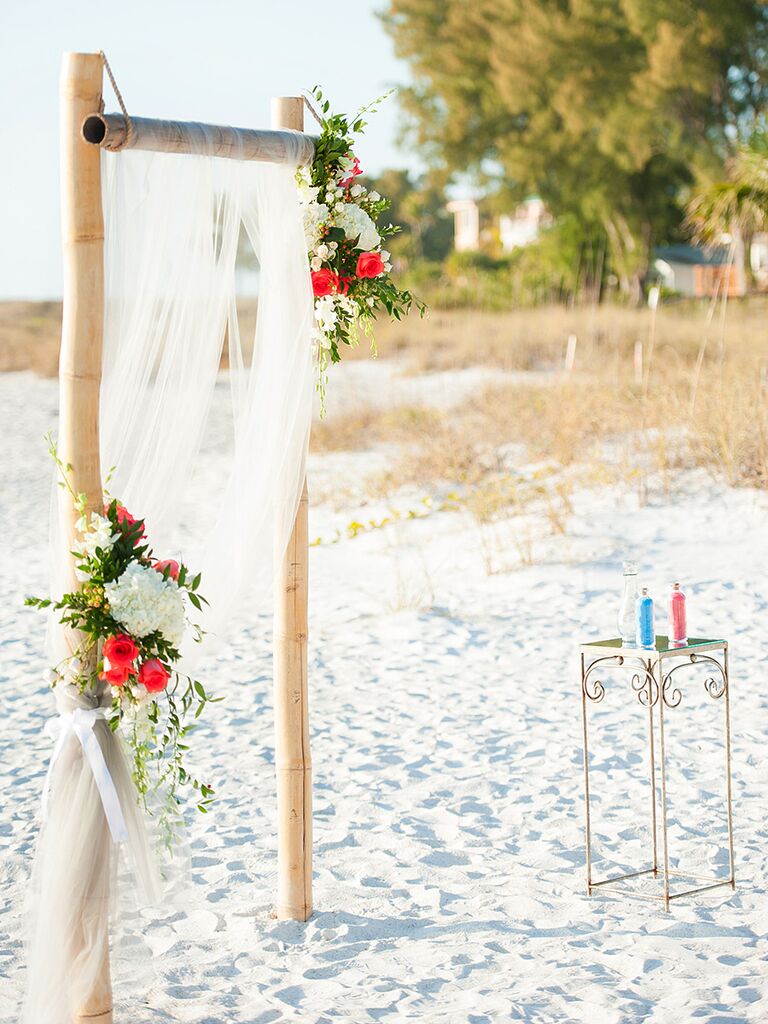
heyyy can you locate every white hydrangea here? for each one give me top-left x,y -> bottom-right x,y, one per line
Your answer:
336,203 -> 380,250
105,562 -> 185,647
303,202 -> 329,250
75,512 -> 118,559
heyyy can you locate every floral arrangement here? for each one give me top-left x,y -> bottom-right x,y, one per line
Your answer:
297,87 -> 425,411
27,440 -> 218,840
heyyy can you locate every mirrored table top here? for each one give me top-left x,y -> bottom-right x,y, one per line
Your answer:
580,635 -> 727,659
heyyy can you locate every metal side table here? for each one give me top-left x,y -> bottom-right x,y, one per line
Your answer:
580,636 -> 735,909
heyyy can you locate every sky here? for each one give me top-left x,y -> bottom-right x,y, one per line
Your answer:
0,0 -> 412,299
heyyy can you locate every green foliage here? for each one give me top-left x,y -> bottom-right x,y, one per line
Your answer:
383,0 -> 768,297
300,88 -> 427,410
687,130 -> 768,243
27,439 -> 219,839
362,168 -> 454,264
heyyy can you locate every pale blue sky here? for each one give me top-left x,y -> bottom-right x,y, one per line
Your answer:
0,0 -> 412,299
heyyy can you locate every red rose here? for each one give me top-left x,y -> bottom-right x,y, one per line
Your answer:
339,154 -> 362,186
107,502 -> 146,544
138,659 -> 170,694
103,633 -> 139,669
311,269 -> 340,297
101,664 -> 132,687
356,252 -> 385,279
154,559 -> 180,581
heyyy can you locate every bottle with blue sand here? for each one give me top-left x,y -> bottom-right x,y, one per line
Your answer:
636,587 -> 655,648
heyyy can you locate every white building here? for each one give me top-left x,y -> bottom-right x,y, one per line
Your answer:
447,196 -> 549,253
446,199 -> 481,252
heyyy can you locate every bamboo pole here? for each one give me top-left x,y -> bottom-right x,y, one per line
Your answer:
82,112 -> 316,164
60,52 -> 113,1024
272,96 -> 312,922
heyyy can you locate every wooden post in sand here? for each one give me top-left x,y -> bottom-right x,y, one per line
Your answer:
272,96 -> 313,922
59,52 -> 113,1023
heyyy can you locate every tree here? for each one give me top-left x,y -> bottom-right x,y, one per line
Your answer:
383,0 -> 768,299
363,169 -> 454,264
686,132 -> 768,288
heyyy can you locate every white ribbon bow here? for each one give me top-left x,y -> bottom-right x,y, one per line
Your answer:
42,707 -> 128,844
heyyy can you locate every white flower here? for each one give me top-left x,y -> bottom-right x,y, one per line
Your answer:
303,202 -> 329,250
310,256 -> 323,271
315,296 -> 337,329
131,682 -> 154,706
297,181 -> 320,206
105,562 -> 185,647
366,296 -> 375,307
384,261 -> 392,272
350,184 -> 363,198
381,250 -> 390,261
338,155 -> 355,171
369,191 -> 381,202
335,202 -> 345,213
336,204 -> 380,251
76,512 -> 118,559
316,243 -> 330,259
311,326 -> 333,352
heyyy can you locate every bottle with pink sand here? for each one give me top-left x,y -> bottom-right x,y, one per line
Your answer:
669,582 -> 687,645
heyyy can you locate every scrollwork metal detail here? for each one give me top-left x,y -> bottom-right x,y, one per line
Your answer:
582,655 -> 625,704
691,653 -> 728,700
661,677 -> 683,708
631,670 -> 659,707
660,652 -> 728,708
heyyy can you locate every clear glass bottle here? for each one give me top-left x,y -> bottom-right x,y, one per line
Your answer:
618,562 -> 639,644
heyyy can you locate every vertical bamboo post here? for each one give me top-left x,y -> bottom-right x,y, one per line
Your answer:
59,52 -> 113,1023
272,97 -> 312,921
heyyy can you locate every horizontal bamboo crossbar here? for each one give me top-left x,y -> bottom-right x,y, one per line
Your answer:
81,112 -> 316,163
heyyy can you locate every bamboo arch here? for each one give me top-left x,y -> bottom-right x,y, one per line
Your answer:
58,52 -> 315,1022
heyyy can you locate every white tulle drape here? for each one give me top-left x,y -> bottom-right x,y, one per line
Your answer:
24,131 -> 313,1022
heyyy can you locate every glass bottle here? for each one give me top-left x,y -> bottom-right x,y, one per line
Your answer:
618,562 -> 639,645
636,588 -> 655,648
669,582 -> 687,645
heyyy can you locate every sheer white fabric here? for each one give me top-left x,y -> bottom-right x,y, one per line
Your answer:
24,130 -> 313,1022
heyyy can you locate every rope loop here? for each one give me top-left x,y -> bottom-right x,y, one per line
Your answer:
99,51 -> 134,150
303,95 -> 324,129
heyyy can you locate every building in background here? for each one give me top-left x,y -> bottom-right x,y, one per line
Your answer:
498,197 -> 550,250
446,199 -> 481,252
653,244 -> 747,298
447,196 -> 549,254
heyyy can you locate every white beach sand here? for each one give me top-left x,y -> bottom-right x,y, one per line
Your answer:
0,367 -> 766,1023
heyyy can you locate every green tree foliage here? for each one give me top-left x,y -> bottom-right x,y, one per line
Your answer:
383,0 -> 768,298
363,169 -> 454,264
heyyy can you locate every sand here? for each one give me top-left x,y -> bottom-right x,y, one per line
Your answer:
0,367 -> 766,1023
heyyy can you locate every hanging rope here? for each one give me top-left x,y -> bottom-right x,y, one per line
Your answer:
302,95 -> 324,129
99,51 -> 134,150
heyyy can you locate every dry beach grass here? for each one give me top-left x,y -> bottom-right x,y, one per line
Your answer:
3,296 -> 767,495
